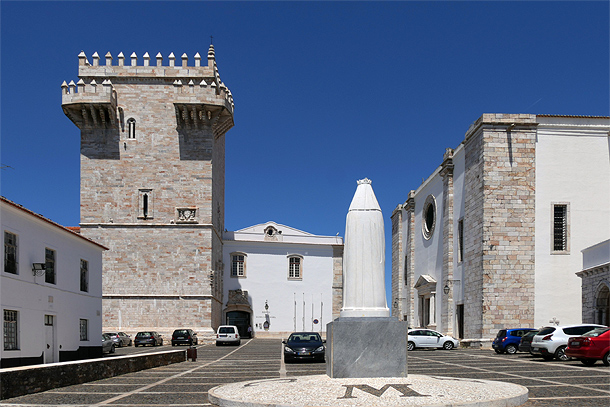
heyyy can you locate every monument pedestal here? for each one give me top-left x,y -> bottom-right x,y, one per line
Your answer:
326,317 -> 407,378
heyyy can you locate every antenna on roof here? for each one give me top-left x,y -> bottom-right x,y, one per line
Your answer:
210,35 -> 213,45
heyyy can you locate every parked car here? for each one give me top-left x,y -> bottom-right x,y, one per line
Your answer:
282,332 -> 325,362
172,329 -> 198,346
134,331 -> 163,347
408,329 -> 459,351
566,327 -> 610,366
105,332 -> 132,347
492,328 -> 537,354
530,324 -> 605,361
518,330 -> 539,354
216,325 -> 240,346
102,333 -> 115,354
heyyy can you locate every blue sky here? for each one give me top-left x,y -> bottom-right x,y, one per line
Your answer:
1,1 -> 609,305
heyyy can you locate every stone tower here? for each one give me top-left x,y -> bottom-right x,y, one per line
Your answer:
62,46 -> 234,337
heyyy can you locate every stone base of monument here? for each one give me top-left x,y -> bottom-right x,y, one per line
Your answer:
208,374 -> 528,407
326,317 -> 407,378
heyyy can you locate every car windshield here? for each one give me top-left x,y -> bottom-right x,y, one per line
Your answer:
137,332 -> 152,337
106,333 -> 117,336
496,330 -> 507,338
289,333 -> 321,342
174,330 -> 188,335
583,327 -> 609,337
523,331 -> 538,339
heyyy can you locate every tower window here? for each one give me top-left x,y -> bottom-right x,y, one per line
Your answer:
552,203 -> 569,253
80,319 -> 88,341
127,118 -> 136,139
138,189 -> 154,219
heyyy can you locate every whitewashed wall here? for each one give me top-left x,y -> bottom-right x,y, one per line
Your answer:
1,200 -> 104,366
534,116 -> 610,327
223,222 -> 341,336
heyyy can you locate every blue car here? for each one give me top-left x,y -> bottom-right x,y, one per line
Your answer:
493,328 -> 537,354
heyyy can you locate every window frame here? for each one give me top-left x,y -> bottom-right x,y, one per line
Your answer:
4,231 -> 18,274
230,253 -> 246,278
288,255 -> 303,280
422,195 -> 437,240
3,309 -> 19,350
138,189 -> 154,220
551,202 -> 570,254
80,319 -> 88,341
127,118 -> 136,139
80,259 -> 89,292
45,248 -> 56,284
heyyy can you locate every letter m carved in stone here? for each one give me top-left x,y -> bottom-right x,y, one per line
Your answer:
338,384 -> 429,399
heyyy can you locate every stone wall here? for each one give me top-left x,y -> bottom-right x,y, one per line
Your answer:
391,207 -> 404,319
463,114 -> 537,338
332,245 -> 344,319
1,350 -> 185,400
579,266 -> 610,324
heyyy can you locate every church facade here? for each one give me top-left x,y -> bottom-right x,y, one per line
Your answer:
62,47 -> 234,337
391,114 -> 610,343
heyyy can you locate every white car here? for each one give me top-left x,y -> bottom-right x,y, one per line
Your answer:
216,325 -> 241,346
530,324 -> 605,361
408,329 -> 459,351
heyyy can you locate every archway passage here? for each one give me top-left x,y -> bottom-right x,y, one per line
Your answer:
596,285 -> 609,326
226,310 -> 251,338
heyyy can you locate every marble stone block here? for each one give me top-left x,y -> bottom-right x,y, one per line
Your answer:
326,317 -> 407,378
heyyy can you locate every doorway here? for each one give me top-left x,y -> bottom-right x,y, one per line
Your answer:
44,315 -> 55,363
226,311 -> 251,338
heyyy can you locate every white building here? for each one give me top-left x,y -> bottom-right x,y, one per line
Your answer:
391,114 -> 610,343
222,222 -> 343,338
1,197 -> 107,367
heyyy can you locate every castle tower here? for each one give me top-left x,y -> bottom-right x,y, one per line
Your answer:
62,46 -> 234,337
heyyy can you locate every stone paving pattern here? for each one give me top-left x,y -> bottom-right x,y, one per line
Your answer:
1,339 -> 608,406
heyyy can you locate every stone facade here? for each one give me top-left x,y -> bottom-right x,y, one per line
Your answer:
392,114 -> 609,342
63,47 -> 234,337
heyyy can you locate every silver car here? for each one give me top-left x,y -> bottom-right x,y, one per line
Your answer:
102,333 -> 115,354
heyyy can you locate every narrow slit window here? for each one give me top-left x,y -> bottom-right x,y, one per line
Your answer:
138,189 -> 153,219
457,219 -> 464,263
127,118 -> 136,139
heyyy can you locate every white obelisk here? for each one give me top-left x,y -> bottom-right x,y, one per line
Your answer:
340,178 -> 390,318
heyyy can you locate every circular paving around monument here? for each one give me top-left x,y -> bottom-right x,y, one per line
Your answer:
208,374 -> 528,407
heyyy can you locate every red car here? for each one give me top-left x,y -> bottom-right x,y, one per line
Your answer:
565,327 -> 610,366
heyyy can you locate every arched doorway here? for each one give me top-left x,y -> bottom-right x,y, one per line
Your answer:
224,289 -> 253,338
595,284 -> 609,326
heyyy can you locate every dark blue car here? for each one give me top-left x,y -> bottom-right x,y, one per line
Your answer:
493,328 -> 536,354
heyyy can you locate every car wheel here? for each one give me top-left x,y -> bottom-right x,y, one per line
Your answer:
152,340 -> 156,347
407,341 -> 415,351
603,352 -> 610,367
494,349 -> 503,354
236,340 -> 241,346
129,340 -> 132,346
555,346 -> 570,361
542,354 -> 554,361
443,341 -> 454,350
581,359 -> 597,366
505,345 -> 518,355
110,344 -> 115,354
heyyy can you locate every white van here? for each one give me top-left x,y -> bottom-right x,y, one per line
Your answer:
216,325 -> 241,346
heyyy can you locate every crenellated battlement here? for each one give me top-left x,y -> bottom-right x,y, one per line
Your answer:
63,45 -> 234,112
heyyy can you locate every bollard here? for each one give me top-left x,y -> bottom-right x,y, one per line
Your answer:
187,346 -> 197,361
